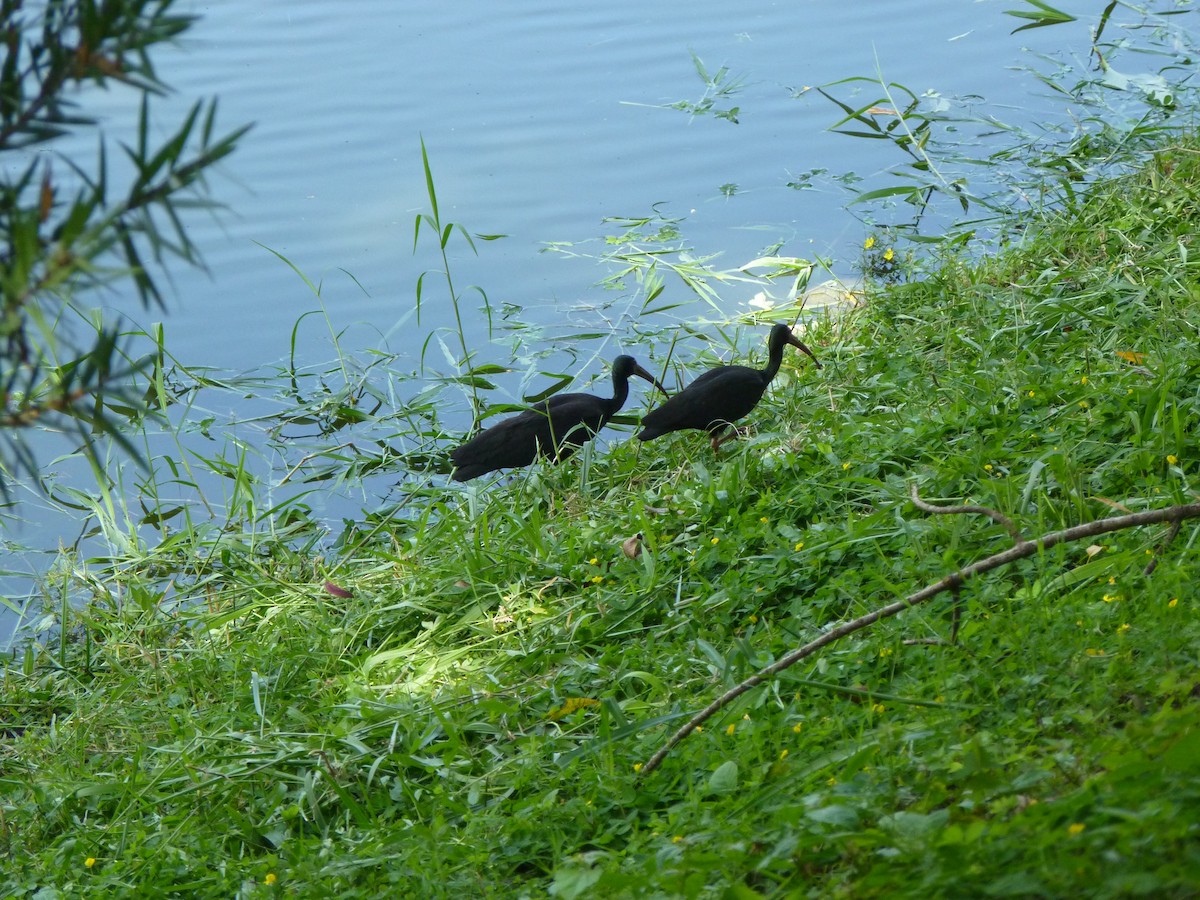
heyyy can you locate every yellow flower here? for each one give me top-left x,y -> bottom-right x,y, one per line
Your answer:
871,702 -> 886,714
1080,375 -> 1088,385
1167,454 -> 1178,465
759,516 -> 769,524
633,763 -> 643,772
726,723 -> 736,736
265,873 -> 278,886
1027,390 -> 1036,398
1068,823 -> 1085,836
748,614 -> 759,624
779,749 -> 789,760
672,835 -> 684,844
841,462 -> 851,470
879,647 -> 893,658
794,541 -> 804,552
710,537 -> 720,545
827,776 -> 838,786
591,575 -> 604,584
1103,594 -> 1117,603
1085,648 -> 1104,657
1107,577 -> 1115,585
547,697 -> 600,720
792,722 -> 803,733
1117,623 -> 1131,634
1079,401 -> 1089,409
984,463 -> 993,472
589,557 -> 598,566
883,247 -> 894,262
864,236 -> 876,249
85,857 -> 97,869
1169,597 -> 1179,608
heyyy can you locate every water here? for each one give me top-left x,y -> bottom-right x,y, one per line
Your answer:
0,1 -> 1153,643
141,0 -> 1078,368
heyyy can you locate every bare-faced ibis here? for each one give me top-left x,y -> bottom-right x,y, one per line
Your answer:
450,355 -> 667,481
637,323 -> 821,451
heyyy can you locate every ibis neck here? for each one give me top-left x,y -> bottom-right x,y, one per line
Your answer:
761,337 -> 786,382
609,373 -> 630,413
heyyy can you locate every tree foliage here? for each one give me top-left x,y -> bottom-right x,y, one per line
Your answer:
0,0 -> 247,494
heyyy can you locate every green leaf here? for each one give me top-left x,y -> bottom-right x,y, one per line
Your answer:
524,375 -> 573,404
1005,0 -> 1076,34
707,760 -> 739,795
550,865 -> 602,899
849,185 -> 926,205
807,805 -> 861,828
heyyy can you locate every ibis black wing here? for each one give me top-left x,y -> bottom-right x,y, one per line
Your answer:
638,366 -> 765,437
450,410 -> 549,480
450,392 -> 612,480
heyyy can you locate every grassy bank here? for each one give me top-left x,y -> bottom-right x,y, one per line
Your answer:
4,135 -> 1200,898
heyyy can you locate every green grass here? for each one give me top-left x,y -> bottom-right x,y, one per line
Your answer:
4,138 -> 1200,898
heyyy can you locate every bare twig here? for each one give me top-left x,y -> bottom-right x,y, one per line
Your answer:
905,583 -> 965,647
1143,518 -> 1181,576
902,636 -> 959,647
638,501 -> 1200,776
909,482 -> 1024,543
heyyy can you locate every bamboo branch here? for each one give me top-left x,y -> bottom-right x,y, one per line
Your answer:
638,501 -> 1200,776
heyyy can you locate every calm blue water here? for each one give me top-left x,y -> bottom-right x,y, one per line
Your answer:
0,1 -> 1135,643
144,0 -> 1078,368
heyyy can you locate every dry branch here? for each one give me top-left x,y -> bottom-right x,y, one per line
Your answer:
1144,518 -> 1181,576
638,501 -> 1200,777
908,482 -> 1024,542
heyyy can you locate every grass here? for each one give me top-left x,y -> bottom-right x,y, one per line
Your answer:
4,132 -> 1200,897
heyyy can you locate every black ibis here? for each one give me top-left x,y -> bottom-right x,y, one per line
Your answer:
637,323 -> 821,451
450,355 -> 667,481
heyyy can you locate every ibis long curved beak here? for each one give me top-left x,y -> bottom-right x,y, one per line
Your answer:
784,334 -> 822,369
632,363 -> 671,397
